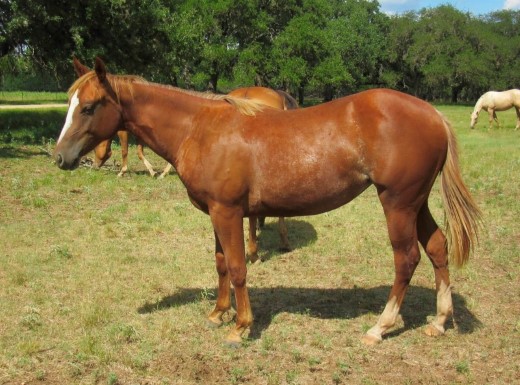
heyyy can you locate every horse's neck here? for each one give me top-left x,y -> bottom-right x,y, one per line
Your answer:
473,97 -> 484,114
120,84 -> 207,166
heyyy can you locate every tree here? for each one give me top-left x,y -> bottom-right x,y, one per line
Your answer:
484,10 -> 520,90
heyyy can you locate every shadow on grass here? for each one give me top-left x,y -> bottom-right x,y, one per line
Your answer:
0,144 -> 50,158
255,219 -> 318,261
138,284 -> 481,340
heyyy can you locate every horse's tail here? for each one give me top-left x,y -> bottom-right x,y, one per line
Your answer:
439,113 -> 482,267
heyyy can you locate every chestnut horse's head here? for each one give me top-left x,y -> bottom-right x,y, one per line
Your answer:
54,57 -> 124,170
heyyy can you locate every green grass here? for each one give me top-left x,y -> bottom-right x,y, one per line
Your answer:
0,105 -> 519,384
0,91 -> 67,104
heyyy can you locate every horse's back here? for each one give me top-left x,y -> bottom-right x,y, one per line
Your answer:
228,87 -> 284,110
481,89 -> 520,108
236,89 -> 449,214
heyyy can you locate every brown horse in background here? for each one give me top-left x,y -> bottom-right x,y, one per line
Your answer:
94,130 -> 168,177
55,58 -> 481,347
94,86 -> 298,262
93,88 -> 298,179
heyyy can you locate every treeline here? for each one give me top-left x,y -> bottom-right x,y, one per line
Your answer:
1,0 -> 519,103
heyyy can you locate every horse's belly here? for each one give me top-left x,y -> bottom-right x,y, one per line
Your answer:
250,169 -> 371,216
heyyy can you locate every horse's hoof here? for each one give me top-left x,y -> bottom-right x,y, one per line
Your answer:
361,333 -> 382,346
424,324 -> 444,337
224,332 -> 243,348
206,318 -> 223,329
278,246 -> 291,253
247,255 -> 261,264
224,338 -> 242,349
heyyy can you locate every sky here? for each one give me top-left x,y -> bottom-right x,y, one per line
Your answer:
379,0 -> 520,15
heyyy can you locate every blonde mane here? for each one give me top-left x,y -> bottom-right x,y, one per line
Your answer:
68,72 -> 264,116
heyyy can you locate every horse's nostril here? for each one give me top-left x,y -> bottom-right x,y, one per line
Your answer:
56,153 -> 64,167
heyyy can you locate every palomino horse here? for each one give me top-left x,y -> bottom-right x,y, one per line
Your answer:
470,89 -> 520,130
55,58 -> 481,346
227,86 -> 299,262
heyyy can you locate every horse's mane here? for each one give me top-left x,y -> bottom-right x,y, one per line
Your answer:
68,72 -> 264,116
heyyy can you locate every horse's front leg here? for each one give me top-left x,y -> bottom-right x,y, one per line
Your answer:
210,204 -> 253,346
488,108 -> 496,129
208,231 -> 232,327
515,107 -> 520,130
137,142 -> 157,177
117,131 -> 129,177
158,163 -> 173,179
493,110 -> 500,129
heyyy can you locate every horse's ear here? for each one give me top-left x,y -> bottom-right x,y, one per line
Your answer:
94,57 -> 107,83
73,57 -> 90,78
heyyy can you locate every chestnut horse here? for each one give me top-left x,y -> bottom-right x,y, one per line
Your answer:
470,89 -> 520,130
55,58 -> 481,346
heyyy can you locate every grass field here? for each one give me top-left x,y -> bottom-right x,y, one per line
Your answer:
0,91 -> 68,105
0,105 -> 519,384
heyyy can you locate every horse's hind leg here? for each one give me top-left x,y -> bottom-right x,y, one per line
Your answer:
515,107 -> 520,130
247,217 -> 260,263
363,201 -> 421,345
417,203 -> 453,336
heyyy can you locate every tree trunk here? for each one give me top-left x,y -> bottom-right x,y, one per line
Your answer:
298,85 -> 305,106
323,85 -> 334,102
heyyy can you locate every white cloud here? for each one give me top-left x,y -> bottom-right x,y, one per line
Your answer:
504,0 -> 520,9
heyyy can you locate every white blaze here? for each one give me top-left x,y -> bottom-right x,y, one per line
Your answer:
57,90 -> 80,144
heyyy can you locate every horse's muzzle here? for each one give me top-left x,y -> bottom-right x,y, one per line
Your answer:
55,152 -> 80,170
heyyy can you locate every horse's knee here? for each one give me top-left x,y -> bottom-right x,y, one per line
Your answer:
215,252 -> 227,276
228,263 -> 247,287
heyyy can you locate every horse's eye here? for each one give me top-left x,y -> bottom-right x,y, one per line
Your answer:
81,104 -> 96,115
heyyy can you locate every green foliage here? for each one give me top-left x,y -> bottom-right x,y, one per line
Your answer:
384,6 -> 520,102
0,1 -> 519,102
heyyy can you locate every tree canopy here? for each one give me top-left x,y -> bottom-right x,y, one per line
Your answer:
1,0 -> 518,103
